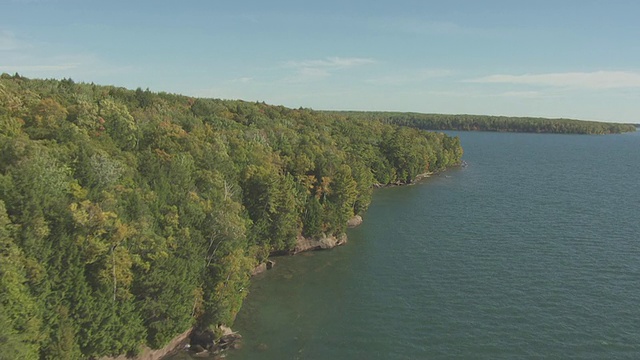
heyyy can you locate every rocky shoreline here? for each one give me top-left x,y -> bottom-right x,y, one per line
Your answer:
163,173 -> 450,359
373,171 -> 433,188
164,168 -> 464,359
161,215 -> 364,359
186,325 -> 243,357
100,329 -> 191,360
154,171 -> 456,359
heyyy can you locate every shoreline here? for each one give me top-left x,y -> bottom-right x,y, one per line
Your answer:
165,168 -> 459,359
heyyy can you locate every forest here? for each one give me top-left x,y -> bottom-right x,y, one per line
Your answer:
0,74 -> 463,359
326,111 -> 637,134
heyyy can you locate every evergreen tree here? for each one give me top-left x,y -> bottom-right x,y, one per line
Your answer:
0,75 -> 465,358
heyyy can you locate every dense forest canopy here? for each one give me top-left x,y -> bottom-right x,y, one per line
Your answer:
0,74 -> 462,359
325,111 -> 637,134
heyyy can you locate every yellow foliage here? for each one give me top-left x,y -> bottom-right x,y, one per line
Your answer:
112,221 -> 135,243
97,245 -> 134,300
154,148 -> 172,161
299,175 -> 316,196
32,98 -> 67,128
69,182 -> 88,200
159,120 -> 187,138
192,286 -> 205,319
316,176 -> 332,199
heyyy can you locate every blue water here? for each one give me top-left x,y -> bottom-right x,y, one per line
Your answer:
217,131 -> 640,359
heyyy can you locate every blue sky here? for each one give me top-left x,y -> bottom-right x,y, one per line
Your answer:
2,0 -> 639,122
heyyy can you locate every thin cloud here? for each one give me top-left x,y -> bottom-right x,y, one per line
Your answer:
2,53 -> 94,74
498,90 -> 544,99
0,31 -> 86,75
367,68 -> 454,85
231,76 -> 253,83
469,71 -> 640,89
283,56 -> 375,83
285,57 -> 375,69
1,52 -> 133,82
288,67 -> 331,82
0,29 -> 133,81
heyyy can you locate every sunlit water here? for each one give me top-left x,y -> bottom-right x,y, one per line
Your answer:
177,130 -> 640,359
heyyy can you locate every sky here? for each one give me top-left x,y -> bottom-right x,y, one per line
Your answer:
2,0 -> 639,123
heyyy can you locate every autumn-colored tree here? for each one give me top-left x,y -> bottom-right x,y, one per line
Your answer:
0,74 -> 464,358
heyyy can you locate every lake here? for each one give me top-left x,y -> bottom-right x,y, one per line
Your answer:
188,130 -> 640,359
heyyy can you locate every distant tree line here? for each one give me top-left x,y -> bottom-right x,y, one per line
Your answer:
326,111 -> 637,135
0,74 -> 462,359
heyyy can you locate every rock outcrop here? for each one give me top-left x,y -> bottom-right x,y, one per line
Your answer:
251,259 -> 276,276
293,233 -> 347,254
347,215 -> 363,228
99,328 -> 191,360
187,325 -> 242,357
251,262 -> 267,276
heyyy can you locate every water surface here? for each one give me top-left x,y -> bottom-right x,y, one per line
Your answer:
223,131 -> 640,359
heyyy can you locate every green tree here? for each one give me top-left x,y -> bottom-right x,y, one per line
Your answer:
99,99 -> 138,150
0,75 -> 468,359
0,201 -> 41,359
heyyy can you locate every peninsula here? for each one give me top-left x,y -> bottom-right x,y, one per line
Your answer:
0,74 -> 461,359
